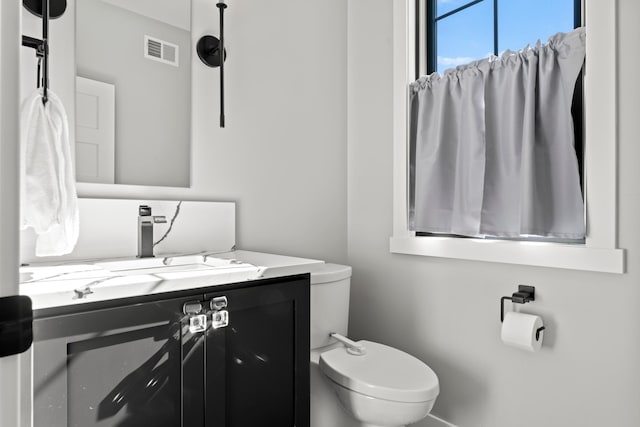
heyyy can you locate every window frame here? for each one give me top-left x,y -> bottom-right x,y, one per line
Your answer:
390,0 -> 625,273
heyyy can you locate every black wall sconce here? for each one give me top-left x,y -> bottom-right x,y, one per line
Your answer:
197,0 -> 228,128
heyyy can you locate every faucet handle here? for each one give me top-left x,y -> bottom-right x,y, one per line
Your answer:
139,205 -> 152,216
138,205 -> 166,223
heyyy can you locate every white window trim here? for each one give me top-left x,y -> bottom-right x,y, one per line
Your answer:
390,0 -> 625,274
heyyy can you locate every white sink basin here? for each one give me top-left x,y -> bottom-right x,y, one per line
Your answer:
19,253 -> 259,289
94,254 -> 248,274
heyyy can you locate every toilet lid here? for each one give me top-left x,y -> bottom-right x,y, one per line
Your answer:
319,340 -> 439,403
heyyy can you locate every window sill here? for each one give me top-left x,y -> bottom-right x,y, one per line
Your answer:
390,235 -> 625,274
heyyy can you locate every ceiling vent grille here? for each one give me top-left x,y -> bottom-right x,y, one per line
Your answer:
144,35 -> 179,67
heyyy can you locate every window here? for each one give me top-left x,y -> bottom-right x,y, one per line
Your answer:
409,0 -> 585,242
418,0 -> 585,189
418,0 -> 581,76
390,0 -> 624,273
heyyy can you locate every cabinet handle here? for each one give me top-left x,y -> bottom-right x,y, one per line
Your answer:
211,310 -> 229,329
188,314 -> 208,334
183,301 -> 208,333
210,296 -> 227,311
209,296 -> 229,329
183,301 -> 203,315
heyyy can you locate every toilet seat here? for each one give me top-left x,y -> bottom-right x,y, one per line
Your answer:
319,340 -> 439,403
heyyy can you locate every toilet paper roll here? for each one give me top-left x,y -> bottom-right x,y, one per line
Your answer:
501,312 -> 544,352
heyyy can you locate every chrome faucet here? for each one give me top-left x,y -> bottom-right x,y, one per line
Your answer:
138,205 -> 167,258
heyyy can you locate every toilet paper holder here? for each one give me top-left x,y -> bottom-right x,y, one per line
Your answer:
501,285 -> 546,341
501,285 -> 535,322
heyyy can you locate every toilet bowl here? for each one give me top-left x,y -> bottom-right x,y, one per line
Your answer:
309,264 -> 439,427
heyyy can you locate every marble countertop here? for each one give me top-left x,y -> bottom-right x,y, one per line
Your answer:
20,250 -> 324,311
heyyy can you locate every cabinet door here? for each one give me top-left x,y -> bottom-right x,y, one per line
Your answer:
32,296 -> 206,427
204,277 -> 310,427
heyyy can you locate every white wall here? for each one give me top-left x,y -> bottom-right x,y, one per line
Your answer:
19,0 -> 348,263
188,0 -> 348,262
347,1 -> 640,426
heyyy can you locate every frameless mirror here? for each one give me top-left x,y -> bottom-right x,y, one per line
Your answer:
75,0 -> 191,187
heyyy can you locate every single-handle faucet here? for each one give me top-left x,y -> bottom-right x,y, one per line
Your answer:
138,205 -> 167,258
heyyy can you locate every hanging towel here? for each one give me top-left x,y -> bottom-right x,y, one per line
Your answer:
20,89 -> 79,256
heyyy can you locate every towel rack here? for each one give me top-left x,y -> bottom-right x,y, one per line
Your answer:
21,0 -> 67,105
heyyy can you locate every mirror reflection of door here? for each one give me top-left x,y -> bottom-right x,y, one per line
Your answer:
75,76 -> 115,184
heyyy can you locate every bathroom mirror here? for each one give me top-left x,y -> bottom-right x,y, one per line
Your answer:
75,0 -> 191,187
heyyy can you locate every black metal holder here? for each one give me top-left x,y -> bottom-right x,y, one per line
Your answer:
535,326 -> 545,341
500,285 -> 535,322
217,2 -> 226,128
196,1 -> 228,128
500,285 -> 545,341
21,0 -> 64,104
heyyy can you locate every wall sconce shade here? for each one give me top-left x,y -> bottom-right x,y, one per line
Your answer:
23,0 -> 66,19
196,35 -> 227,68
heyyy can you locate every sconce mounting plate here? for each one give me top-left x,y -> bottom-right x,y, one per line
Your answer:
197,35 -> 227,68
23,0 -> 67,19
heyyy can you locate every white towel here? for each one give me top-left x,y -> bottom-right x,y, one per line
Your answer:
20,89 -> 79,256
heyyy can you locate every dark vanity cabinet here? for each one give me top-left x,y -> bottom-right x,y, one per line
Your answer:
31,274 -> 310,427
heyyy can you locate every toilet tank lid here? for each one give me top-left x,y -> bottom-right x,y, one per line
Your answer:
310,264 -> 352,285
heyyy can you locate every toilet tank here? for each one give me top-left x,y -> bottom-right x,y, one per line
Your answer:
310,264 -> 352,350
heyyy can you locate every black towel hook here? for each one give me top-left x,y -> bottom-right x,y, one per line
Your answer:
21,0 -> 67,104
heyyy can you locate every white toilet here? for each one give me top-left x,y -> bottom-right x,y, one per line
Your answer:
309,264 -> 439,427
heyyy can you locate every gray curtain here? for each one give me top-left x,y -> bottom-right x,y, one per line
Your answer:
409,28 -> 586,239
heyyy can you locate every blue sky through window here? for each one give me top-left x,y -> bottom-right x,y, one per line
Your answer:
435,0 -> 575,74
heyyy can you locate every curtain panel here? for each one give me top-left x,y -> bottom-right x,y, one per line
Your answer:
409,27 -> 586,239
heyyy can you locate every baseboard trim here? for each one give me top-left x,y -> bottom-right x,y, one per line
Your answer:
424,413 -> 458,427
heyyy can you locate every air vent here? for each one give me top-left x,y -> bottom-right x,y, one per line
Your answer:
144,35 -> 179,67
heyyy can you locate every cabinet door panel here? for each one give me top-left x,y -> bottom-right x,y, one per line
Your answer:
207,300 -> 294,427
33,297 -> 205,427
66,323 -> 180,427
205,278 -> 310,427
